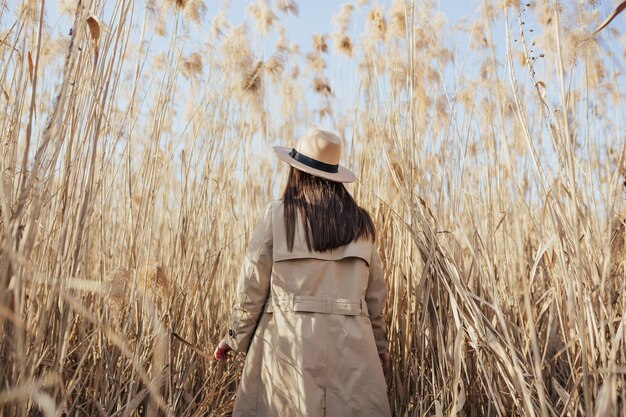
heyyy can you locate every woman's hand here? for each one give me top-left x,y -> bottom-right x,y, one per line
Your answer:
214,340 -> 232,362
379,351 -> 390,376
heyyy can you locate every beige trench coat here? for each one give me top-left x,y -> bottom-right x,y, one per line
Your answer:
222,199 -> 390,417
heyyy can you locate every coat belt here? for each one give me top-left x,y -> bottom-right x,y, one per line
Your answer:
263,295 -> 369,317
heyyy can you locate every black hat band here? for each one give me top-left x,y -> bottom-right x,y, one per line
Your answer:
289,148 -> 339,173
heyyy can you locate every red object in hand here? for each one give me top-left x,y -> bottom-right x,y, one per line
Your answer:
214,340 -> 232,361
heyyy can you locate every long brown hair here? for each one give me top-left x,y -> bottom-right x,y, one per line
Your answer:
281,166 -> 375,252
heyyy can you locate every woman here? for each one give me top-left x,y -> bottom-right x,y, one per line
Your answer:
214,129 -> 391,416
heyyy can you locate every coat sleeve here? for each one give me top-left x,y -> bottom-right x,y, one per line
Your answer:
221,201 -> 274,353
366,241 -> 388,355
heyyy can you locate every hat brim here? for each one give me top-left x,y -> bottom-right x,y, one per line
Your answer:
273,146 -> 357,183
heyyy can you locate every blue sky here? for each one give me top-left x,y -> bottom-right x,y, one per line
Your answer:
215,0 -> 487,131
32,0 -> 482,112
4,0 -> 626,209
5,0 -> 626,148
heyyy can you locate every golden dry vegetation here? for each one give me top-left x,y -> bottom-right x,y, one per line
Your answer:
1,0 -> 625,415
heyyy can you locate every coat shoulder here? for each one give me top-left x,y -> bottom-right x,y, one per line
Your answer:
267,198 -> 283,211
258,199 -> 282,225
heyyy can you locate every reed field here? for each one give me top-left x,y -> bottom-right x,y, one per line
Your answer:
1,0 -> 625,415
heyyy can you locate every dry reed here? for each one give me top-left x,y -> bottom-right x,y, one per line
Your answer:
0,0 -> 625,416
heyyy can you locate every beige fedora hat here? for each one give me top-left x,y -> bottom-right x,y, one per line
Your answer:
273,129 -> 357,183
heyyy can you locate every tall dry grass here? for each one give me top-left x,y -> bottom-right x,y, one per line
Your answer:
0,0 -> 625,415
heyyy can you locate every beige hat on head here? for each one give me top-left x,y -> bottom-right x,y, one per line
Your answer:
273,129 -> 357,183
